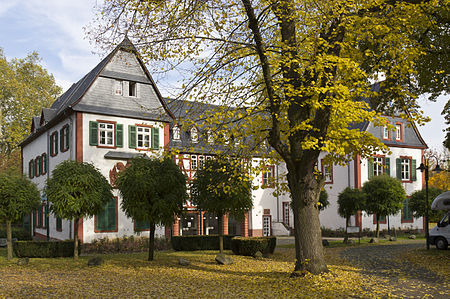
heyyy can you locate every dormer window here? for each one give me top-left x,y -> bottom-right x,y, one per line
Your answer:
115,80 -> 123,95
173,125 -> 181,141
191,127 -> 199,143
129,81 -> 137,97
207,130 -> 214,144
395,123 -> 403,141
382,123 -> 390,140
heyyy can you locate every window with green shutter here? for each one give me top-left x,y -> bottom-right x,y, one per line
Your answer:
60,125 -> 70,152
36,156 -> 42,176
384,157 -> 390,176
116,124 -> 123,147
396,158 -> 402,179
128,125 -> 136,148
368,160 -> 374,179
373,214 -> 386,224
135,220 -> 150,231
29,160 -> 34,178
411,159 -> 417,181
89,121 -> 98,146
95,197 -> 118,232
37,206 -> 43,228
32,159 -> 36,177
42,153 -> 47,174
402,198 -> 413,222
50,131 -> 58,156
152,127 -> 159,150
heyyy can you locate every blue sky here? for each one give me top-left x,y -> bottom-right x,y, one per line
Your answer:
0,0 -> 447,151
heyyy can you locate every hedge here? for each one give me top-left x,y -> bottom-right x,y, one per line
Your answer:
171,235 -> 234,251
0,227 -> 32,241
13,240 -> 81,258
231,236 -> 277,256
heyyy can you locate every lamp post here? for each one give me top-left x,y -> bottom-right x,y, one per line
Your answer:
417,157 -> 443,250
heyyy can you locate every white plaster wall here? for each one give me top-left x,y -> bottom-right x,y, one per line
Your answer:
81,112 -> 166,243
22,114 -> 76,240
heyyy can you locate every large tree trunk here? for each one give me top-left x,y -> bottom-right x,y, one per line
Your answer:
376,215 -> 380,239
288,166 -> 328,276
218,213 -> 223,254
73,218 -> 79,259
6,220 -> 13,260
148,222 -> 155,261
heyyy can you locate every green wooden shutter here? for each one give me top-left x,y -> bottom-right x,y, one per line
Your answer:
54,132 -> 59,156
128,125 -> 136,149
135,220 -> 150,231
89,121 -> 98,146
411,159 -> 417,181
96,197 -> 117,231
42,154 -> 47,174
60,127 -> 64,152
65,126 -> 70,150
37,156 -> 42,175
29,160 -> 33,178
32,159 -> 36,177
152,127 -> 160,150
396,158 -> 402,179
115,124 -> 123,148
368,160 -> 374,179
56,217 -> 62,231
384,157 -> 390,176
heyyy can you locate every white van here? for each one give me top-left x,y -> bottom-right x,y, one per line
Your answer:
429,191 -> 450,250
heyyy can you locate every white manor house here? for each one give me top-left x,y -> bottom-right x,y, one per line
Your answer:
21,38 -> 427,243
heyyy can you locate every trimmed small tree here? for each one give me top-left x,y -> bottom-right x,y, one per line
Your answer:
191,157 -> 252,254
116,157 -> 187,261
318,190 -> 330,212
0,172 -> 40,259
46,160 -> 113,259
362,174 -> 406,238
409,188 -> 444,223
337,187 -> 366,242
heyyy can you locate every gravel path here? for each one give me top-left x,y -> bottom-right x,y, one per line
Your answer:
340,242 -> 449,298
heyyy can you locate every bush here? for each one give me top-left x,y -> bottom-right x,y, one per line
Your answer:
82,236 -> 171,254
0,227 -> 32,240
231,237 -> 276,256
171,235 -> 234,251
13,240 -> 81,258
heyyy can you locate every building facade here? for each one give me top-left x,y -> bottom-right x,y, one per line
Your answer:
21,38 -> 427,243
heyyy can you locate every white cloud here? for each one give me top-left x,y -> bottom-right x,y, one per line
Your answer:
0,0 -> 19,16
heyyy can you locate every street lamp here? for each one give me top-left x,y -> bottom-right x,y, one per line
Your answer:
417,158 -> 442,250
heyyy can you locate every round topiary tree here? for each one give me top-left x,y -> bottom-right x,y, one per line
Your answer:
46,160 -> 113,259
191,157 -> 252,254
116,156 -> 187,261
0,172 -> 40,259
409,188 -> 444,223
337,187 -> 366,242
362,174 -> 406,238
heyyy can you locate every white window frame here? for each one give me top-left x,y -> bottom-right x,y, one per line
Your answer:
262,165 -> 274,187
263,215 -> 271,236
191,155 -> 197,170
373,157 -> 384,176
283,202 -> 290,226
137,126 -> 151,149
173,125 -> 181,140
99,122 -> 115,146
207,130 -> 214,144
395,124 -> 402,141
114,80 -> 123,96
191,127 -> 199,143
198,156 -> 205,169
401,159 -> 410,181
383,125 -> 389,139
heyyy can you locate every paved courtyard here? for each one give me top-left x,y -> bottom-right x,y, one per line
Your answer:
340,242 -> 449,298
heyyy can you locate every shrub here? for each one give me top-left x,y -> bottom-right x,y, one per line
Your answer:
171,235 -> 234,251
231,237 -> 276,256
13,240 -> 81,258
0,227 -> 32,240
82,236 -> 171,254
